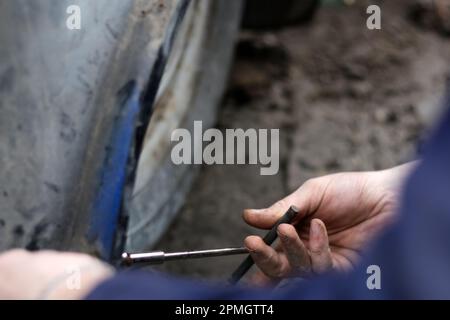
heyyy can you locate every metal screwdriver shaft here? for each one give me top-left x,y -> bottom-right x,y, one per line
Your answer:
122,247 -> 248,266
229,205 -> 300,284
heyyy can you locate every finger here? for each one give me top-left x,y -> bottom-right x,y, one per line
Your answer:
243,179 -> 323,229
244,236 -> 290,279
243,204 -> 290,230
309,219 -> 333,274
243,195 -> 302,230
277,224 -> 311,276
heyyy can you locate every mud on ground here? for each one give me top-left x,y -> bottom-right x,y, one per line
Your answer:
153,0 -> 450,281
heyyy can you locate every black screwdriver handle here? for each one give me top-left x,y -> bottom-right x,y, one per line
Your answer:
229,205 -> 300,284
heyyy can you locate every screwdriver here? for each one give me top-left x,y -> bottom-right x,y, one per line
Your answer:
121,205 -> 300,279
229,205 -> 300,284
122,247 -> 249,266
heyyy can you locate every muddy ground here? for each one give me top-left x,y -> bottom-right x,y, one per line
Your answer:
154,0 -> 450,281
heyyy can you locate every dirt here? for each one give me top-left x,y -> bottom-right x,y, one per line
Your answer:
153,0 -> 450,281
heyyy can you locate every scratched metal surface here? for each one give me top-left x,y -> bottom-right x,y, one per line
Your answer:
125,0 -> 243,252
0,0 -> 180,256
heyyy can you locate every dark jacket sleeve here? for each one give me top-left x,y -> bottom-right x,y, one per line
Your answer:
87,103 -> 450,300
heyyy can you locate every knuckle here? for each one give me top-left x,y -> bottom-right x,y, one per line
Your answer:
309,242 -> 328,255
273,199 -> 288,214
262,250 -> 276,264
309,248 -> 323,256
303,178 -> 320,190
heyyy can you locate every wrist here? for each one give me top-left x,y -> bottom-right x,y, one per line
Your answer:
379,161 -> 419,191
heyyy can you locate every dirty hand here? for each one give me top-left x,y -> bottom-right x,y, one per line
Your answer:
0,249 -> 114,299
243,163 -> 416,283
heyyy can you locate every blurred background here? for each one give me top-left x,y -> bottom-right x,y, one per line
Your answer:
154,0 -> 450,280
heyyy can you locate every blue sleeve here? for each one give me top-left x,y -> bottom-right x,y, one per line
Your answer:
87,103 -> 450,300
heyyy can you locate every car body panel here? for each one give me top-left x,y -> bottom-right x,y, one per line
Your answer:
0,0 -> 182,258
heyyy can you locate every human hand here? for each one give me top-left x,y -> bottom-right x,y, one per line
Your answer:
243,163 -> 415,284
0,249 -> 114,299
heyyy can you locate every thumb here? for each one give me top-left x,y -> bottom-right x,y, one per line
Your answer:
243,180 -> 319,229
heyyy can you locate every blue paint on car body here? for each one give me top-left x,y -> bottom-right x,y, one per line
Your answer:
88,81 -> 140,259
